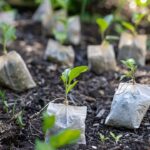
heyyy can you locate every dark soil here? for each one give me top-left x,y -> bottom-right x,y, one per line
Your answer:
0,11 -> 150,150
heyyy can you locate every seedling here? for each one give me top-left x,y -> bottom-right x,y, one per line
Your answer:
16,111 -> 25,128
53,17 -> 68,44
96,14 -> 114,41
0,0 -> 12,11
61,66 -> 88,105
35,113 -> 80,150
121,58 -> 137,84
0,23 -> 16,54
122,13 -> 145,35
110,132 -> 122,144
0,90 -> 8,113
99,133 -> 109,144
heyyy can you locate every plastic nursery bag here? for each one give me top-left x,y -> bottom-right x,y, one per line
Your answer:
0,51 -> 36,92
105,83 -> 150,129
46,103 -> 87,144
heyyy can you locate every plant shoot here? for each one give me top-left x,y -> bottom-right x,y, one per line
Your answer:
0,23 -> 16,54
121,58 -> 137,84
61,66 -> 88,105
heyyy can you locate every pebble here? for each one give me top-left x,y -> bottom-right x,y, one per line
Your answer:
96,109 -> 105,118
92,146 -> 97,149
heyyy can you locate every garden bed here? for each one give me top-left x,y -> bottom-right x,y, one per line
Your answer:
0,11 -> 150,150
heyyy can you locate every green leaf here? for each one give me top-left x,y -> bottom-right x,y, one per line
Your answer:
135,0 -> 149,7
104,14 -> 114,25
61,68 -> 71,84
66,80 -> 78,94
55,0 -> 69,10
132,13 -> 145,26
53,30 -> 67,44
122,21 -> 136,34
16,111 -> 25,128
121,58 -> 136,69
42,113 -> 55,134
68,66 -> 88,84
50,129 -> 80,148
35,140 -> 54,150
96,18 -> 109,34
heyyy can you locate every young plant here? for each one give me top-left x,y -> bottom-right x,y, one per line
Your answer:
122,13 -> 145,35
121,58 -> 137,84
61,66 -> 88,105
0,0 -> 12,12
16,111 -> 25,128
99,133 -> 109,144
96,14 -> 114,41
35,113 -> 80,150
110,132 -> 122,144
53,18 -> 68,44
0,23 -> 16,54
0,90 -> 8,113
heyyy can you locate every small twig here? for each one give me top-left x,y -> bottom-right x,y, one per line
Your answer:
7,111 -> 22,123
29,97 -> 64,120
29,121 -> 42,135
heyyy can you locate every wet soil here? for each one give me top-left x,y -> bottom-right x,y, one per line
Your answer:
0,11 -> 150,150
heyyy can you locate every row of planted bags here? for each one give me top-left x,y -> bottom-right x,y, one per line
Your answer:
0,51 -> 150,144
46,82 -> 150,145
0,0 -> 150,146
0,0 -> 149,73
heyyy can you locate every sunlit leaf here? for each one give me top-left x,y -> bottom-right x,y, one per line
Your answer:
96,18 -> 109,34
35,140 -> 54,150
132,13 -> 145,26
122,21 -> 136,34
61,68 -> 71,84
69,66 -> 88,83
42,113 -> 55,134
50,129 -> 81,148
104,14 -> 114,24
66,81 -> 78,94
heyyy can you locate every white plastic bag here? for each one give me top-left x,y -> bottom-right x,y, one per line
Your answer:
0,51 -> 36,92
46,103 -> 87,144
105,83 -> 150,129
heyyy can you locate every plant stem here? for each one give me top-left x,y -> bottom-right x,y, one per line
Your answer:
3,40 -> 7,54
101,32 -> 104,43
81,0 -> 88,18
64,84 -> 68,105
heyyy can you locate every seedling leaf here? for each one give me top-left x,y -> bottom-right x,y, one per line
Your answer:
50,129 -> 80,148
122,21 -> 136,34
68,66 -> 88,84
110,132 -> 122,144
121,58 -> 137,83
61,66 -> 88,104
35,140 -> 54,150
0,23 -> 16,53
66,80 -> 78,94
96,18 -> 109,35
42,113 -> 55,134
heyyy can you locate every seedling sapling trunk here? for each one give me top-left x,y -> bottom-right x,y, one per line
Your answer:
105,58 -> 150,129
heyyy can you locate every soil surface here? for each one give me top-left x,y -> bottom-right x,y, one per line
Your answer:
0,11 -> 150,150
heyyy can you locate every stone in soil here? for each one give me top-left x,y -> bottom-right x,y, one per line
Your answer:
46,103 -> 87,144
105,83 -> 150,129
118,32 -> 147,66
44,39 -> 75,67
0,51 -> 36,92
87,41 -> 117,74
